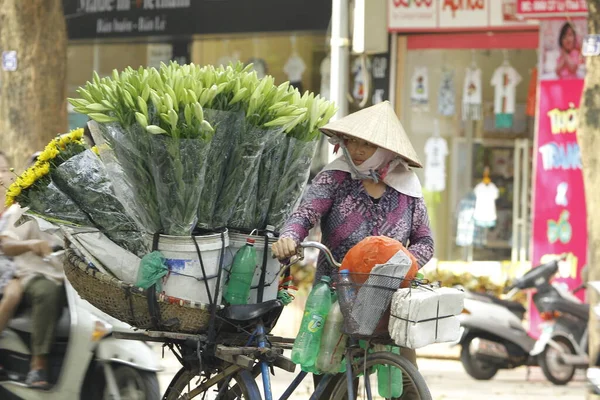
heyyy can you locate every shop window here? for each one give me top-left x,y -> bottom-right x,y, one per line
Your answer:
402,48 -> 537,262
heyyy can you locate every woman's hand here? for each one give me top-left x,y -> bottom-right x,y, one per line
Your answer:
271,238 -> 298,261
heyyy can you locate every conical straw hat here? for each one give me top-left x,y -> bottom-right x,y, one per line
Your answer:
319,101 -> 422,168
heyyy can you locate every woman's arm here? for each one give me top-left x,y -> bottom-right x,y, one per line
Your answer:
407,197 -> 434,268
279,170 -> 343,244
1,238 -> 51,257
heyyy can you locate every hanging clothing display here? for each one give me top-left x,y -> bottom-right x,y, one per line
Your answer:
410,67 -> 429,110
462,68 -> 482,121
526,67 -> 538,117
284,54 -> 306,92
473,181 -> 499,228
424,136 -> 448,192
351,57 -> 372,103
456,193 -> 487,247
246,58 -> 268,79
491,65 -> 522,129
438,70 -> 456,117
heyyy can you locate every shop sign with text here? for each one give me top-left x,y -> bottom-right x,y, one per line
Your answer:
517,0 -> 588,19
389,0 -> 535,32
64,0 -> 332,39
530,79 -> 587,337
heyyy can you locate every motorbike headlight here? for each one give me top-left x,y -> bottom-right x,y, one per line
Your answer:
91,318 -> 113,342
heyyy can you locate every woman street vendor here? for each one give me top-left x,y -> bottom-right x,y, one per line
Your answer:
272,101 -> 434,399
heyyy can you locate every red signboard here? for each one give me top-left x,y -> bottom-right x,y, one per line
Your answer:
530,79 -> 587,337
517,0 -> 588,19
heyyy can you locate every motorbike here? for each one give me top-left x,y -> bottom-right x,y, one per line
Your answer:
457,256 -> 588,385
0,252 -> 163,400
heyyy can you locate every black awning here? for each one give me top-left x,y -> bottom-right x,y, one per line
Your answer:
64,0 -> 332,40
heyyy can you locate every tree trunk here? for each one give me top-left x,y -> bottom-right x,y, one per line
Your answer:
580,2 -> 600,399
0,0 -> 67,171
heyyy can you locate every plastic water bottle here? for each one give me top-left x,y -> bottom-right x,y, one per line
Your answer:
337,269 -> 358,333
291,276 -> 332,368
377,346 -> 403,398
223,238 -> 257,305
316,299 -> 347,374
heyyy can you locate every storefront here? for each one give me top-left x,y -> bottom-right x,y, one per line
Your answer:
63,0 -> 333,129
388,1 -> 539,274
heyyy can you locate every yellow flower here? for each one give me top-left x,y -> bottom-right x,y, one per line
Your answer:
59,135 -> 70,149
5,195 -> 15,207
70,128 -> 84,140
91,146 -> 100,156
38,162 -> 50,176
7,183 -> 21,198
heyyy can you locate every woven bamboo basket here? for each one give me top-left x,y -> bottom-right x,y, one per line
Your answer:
64,249 -> 220,333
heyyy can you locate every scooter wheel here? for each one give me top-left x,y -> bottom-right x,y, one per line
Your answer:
460,338 -> 499,380
539,337 -> 576,386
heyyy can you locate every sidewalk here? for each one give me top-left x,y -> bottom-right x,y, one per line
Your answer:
417,343 -> 460,360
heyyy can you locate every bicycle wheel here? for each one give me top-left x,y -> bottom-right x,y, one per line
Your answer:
329,351 -> 432,400
163,367 -> 261,400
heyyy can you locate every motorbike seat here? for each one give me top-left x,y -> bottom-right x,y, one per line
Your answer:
220,299 -> 283,322
469,292 -> 526,315
492,298 -> 527,315
8,307 -> 71,338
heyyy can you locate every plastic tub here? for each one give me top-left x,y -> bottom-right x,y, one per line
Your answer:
147,231 -> 229,305
226,232 -> 282,304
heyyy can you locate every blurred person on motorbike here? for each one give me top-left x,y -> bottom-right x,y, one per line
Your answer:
0,151 -> 64,389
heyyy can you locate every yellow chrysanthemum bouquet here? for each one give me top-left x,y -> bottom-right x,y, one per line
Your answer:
5,129 -> 92,226
7,129 -> 144,254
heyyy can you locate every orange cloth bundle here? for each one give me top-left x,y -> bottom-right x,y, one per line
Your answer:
341,236 -> 418,286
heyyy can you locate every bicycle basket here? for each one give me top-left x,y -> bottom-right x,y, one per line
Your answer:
335,272 -> 413,338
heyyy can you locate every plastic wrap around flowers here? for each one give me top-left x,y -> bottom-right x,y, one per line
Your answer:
69,62 -> 336,234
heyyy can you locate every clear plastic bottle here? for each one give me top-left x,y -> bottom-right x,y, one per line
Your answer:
316,299 -> 347,374
291,276 -> 332,368
337,269 -> 358,333
223,238 -> 257,305
377,346 -> 403,398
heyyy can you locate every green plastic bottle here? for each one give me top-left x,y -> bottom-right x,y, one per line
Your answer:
377,346 -> 403,398
223,238 -> 257,305
291,276 -> 332,369
316,299 -> 347,374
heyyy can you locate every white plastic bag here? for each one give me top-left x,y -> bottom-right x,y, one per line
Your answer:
389,286 -> 464,349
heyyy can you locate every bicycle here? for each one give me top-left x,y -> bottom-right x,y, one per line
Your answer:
114,241 -> 432,400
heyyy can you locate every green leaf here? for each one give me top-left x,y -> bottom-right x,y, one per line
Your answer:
89,113 -> 119,123
201,120 -> 214,135
168,109 -> 178,130
86,103 -> 112,113
135,112 -> 148,128
184,104 -> 193,126
193,102 -> 204,122
137,96 -> 148,117
68,98 -> 90,108
146,125 -> 168,135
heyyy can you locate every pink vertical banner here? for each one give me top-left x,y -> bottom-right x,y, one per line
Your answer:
530,79 -> 587,337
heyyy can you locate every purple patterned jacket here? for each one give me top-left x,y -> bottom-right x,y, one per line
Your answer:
280,170 -> 434,281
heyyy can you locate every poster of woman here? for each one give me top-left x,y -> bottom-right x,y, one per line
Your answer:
539,19 -> 586,81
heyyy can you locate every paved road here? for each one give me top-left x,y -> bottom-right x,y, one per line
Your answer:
155,347 -> 587,399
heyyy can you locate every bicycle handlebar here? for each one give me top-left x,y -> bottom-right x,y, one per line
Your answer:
299,241 -> 341,268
